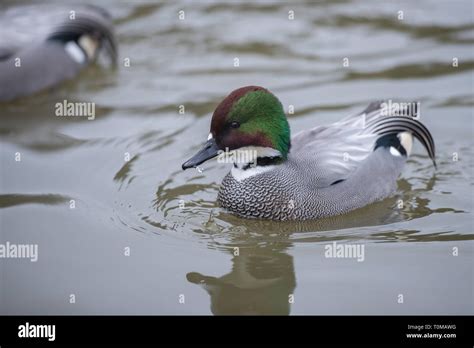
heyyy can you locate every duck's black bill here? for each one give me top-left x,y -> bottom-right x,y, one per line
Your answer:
182,138 -> 219,170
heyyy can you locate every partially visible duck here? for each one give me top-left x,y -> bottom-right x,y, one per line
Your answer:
0,4 -> 116,102
182,86 -> 436,221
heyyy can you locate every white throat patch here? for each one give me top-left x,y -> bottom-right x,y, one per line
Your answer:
229,146 -> 281,181
231,164 -> 277,182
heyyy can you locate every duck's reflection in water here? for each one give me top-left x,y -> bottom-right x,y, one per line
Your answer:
185,176 -> 446,314
187,243 -> 296,315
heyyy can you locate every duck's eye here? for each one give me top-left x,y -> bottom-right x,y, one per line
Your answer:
230,121 -> 240,129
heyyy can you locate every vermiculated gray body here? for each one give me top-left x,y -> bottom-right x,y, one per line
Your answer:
218,148 -> 405,220
217,102 -> 435,221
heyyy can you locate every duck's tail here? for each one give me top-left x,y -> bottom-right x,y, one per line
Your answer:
47,7 -> 117,65
363,101 -> 437,168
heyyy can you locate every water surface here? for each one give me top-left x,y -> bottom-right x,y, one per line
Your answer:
0,0 -> 473,314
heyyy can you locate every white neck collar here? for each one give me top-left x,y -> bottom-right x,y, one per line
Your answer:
226,146 -> 282,181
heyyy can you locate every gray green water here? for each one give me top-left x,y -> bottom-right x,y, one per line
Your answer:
0,0 -> 473,314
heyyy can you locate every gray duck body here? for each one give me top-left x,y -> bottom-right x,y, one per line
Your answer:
0,4 -> 116,102
218,148 -> 405,220
217,102 -> 435,221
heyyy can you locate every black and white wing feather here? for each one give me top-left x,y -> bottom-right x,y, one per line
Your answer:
290,101 -> 436,188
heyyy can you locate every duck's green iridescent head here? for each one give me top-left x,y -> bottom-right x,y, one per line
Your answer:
182,86 -> 291,170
